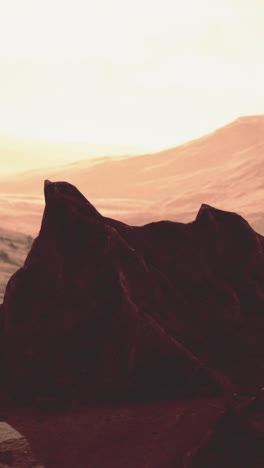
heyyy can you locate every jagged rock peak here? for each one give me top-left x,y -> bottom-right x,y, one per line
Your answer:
44,179 -> 88,203
195,203 -> 255,232
195,203 -> 238,220
43,179 -> 101,217
1,180 -> 264,405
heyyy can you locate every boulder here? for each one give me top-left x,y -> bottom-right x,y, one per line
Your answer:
0,422 -> 43,468
0,181 -> 263,403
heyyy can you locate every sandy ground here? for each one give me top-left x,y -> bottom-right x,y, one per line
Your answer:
0,399 -> 226,468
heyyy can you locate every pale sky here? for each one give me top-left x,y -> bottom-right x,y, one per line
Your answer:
0,0 -> 264,151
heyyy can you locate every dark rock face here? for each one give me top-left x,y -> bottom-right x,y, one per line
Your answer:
0,181 -> 263,403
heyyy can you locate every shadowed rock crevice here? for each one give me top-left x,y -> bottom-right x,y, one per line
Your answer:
0,181 -> 263,404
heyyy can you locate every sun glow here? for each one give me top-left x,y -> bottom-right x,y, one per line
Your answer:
0,0 -> 264,152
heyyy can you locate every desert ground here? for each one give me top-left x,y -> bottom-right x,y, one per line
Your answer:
0,398 -> 247,468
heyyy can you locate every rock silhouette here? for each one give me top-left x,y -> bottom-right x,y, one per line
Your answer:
0,180 -> 263,404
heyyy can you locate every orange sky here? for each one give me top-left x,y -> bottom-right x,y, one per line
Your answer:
0,0 -> 264,153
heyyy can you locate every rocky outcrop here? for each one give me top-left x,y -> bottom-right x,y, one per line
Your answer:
0,181 -> 263,403
0,422 -> 44,468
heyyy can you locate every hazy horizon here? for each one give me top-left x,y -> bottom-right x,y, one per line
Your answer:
1,0 -> 264,154
1,113 -> 263,175
0,136 -> 151,174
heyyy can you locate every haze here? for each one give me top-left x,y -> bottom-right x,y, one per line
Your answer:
1,0 -> 264,164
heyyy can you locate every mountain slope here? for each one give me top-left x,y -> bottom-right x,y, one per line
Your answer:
0,115 -> 264,234
0,136 -> 147,174
1,181 -> 263,404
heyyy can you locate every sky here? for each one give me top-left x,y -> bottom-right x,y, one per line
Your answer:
0,0 -> 264,152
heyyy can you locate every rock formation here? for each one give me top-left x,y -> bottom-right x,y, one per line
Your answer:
0,180 -> 263,404
0,421 -> 44,468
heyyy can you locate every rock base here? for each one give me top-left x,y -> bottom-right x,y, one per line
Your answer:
0,422 -> 44,468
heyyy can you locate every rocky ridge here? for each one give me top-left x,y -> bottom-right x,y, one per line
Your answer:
0,180 -> 263,467
0,180 -> 263,404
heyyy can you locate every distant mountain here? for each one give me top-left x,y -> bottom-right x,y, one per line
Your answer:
1,181 -> 263,405
0,115 -> 264,235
